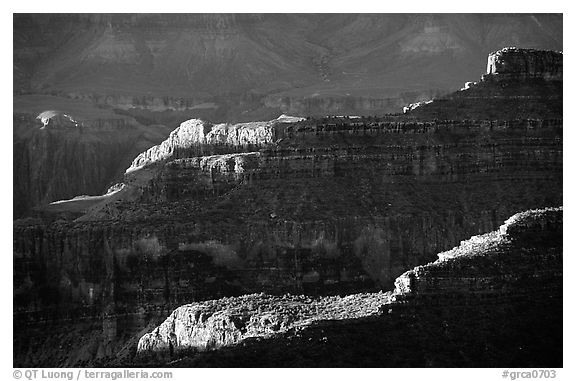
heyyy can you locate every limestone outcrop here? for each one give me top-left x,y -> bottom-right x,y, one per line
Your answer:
137,292 -> 390,356
484,47 -> 562,81
36,110 -> 79,129
126,117 -> 300,173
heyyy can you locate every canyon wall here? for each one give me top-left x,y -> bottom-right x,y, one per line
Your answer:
126,118 -> 284,173
13,116 -> 562,366
133,207 -> 562,367
13,47 -> 563,367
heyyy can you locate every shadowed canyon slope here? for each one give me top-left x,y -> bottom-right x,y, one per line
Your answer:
13,45 -> 562,367
13,103 -> 173,218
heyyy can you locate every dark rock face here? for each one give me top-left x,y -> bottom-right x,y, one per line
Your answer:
13,14 -> 563,217
12,14 -> 563,226
132,207 -> 562,367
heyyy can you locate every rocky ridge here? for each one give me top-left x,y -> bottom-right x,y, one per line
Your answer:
126,116 -> 303,173
137,292 -> 391,356
134,207 -> 562,365
391,207 -> 562,302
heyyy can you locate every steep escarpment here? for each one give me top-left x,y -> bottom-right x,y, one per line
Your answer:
133,207 -> 562,367
13,116 -> 563,298
485,47 -> 562,81
48,117 -> 561,285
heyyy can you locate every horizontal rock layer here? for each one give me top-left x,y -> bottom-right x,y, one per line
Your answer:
13,118 -> 562,320
126,117 -> 296,173
13,145 -> 563,366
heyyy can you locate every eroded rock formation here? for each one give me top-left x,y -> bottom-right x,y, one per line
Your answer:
126,116 -> 300,173
13,48 -> 563,367
391,207 -> 562,302
134,207 -> 562,366
485,47 -> 562,81
13,112 -> 562,366
137,292 -> 390,356
409,48 -> 563,120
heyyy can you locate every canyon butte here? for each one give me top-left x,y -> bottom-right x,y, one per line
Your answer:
13,15 -> 562,368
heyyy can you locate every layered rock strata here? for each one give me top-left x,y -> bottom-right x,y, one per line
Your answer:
126,117 -> 300,173
409,48 -> 562,120
134,207 -> 562,366
485,47 -> 562,81
13,113 -> 562,367
391,207 -> 562,303
13,48 -> 563,367
13,114 -> 563,303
